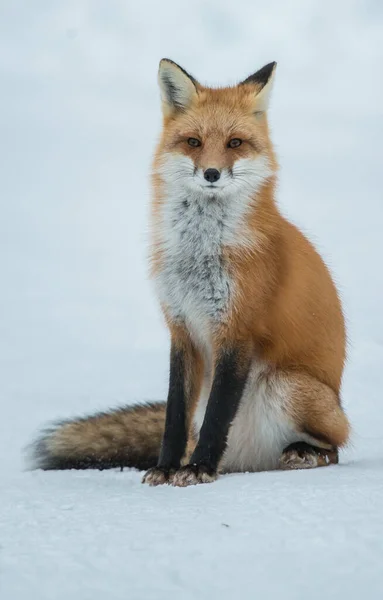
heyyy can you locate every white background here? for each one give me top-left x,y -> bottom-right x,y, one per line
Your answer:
1,2 -> 383,599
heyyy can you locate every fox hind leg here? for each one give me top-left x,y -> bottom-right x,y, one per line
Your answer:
279,441 -> 338,470
279,370 -> 349,471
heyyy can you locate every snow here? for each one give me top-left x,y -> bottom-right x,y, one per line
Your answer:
3,458 -> 383,600
1,1 -> 383,598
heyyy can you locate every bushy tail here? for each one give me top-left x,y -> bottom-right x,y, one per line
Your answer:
27,402 -> 166,471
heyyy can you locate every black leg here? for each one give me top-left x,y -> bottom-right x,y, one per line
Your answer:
173,347 -> 251,486
158,344 -> 187,469
142,342 -> 188,485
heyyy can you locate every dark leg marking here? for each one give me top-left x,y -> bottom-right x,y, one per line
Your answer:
143,344 -> 187,486
173,348 -> 251,487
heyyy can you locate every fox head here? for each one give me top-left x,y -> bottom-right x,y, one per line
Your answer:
153,59 -> 278,200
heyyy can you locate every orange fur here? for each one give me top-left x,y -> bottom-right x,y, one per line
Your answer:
150,60 -> 349,453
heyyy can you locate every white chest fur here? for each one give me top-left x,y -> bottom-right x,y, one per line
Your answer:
155,192 -> 234,337
153,153 -> 271,343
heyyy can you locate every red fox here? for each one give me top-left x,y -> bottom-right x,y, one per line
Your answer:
29,59 -> 350,486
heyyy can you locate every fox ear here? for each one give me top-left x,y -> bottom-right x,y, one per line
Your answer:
240,62 -> 277,112
158,59 -> 198,115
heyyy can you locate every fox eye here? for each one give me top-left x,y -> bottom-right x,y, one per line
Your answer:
228,138 -> 242,148
187,137 -> 201,147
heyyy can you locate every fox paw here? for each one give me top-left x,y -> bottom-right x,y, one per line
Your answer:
172,464 -> 217,487
142,466 -> 174,486
279,442 -> 338,470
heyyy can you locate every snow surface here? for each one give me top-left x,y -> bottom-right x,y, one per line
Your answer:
1,1 -> 383,598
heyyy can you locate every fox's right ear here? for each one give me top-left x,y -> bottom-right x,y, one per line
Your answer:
158,59 -> 198,116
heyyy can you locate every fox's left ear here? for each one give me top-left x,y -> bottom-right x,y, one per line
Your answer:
240,62 -> 277,111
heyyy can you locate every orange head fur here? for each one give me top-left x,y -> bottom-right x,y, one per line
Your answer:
153,59 -> 278,197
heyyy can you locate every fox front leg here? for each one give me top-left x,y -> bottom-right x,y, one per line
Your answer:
172,346 -> 252,487
143,330 -> 203,486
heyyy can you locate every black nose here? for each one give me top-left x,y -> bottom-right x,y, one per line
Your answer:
204,168 -> 221,183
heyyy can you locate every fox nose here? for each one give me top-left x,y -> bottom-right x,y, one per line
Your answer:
204,168 -> 221,183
